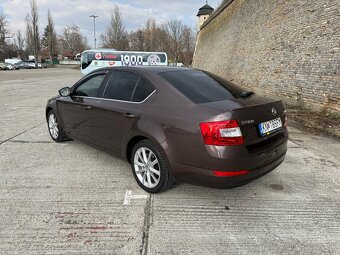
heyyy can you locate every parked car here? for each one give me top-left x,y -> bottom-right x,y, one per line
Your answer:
5,58 -> 22,65
22,62 -> 33,69
27,62 -> 37,69
0,62 -> 8,70
14,62 -> 26,69
46,66 -> 288,193
5,63 -> 18,70
36,62 -> 47,68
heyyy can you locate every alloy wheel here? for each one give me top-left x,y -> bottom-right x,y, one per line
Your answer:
133,147 -> 161,188
48,113 -> 59,139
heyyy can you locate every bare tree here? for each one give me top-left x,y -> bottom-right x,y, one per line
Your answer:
14,30 -> 25,50
14,30 -> 25,59
41,10 -> 57,62
129,29 -> 144,51
0,14 -> 10,43
0,14 -> 7,57
26,0 -> 40,66
0,14 -> 17,61
0,13 -> 13,60
129,19 -> 167,52
146,18 -> 170,52
144,18 -> 157,51
101,5 -> 129,50
83,36 -> 89,51
62,25 -> 87,57
98,8 -> 195,66
25,14 -> 33,54
179,25 -> 195,66
164,20 -> 185,64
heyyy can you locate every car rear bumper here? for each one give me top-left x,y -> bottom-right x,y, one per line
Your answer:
171,140 -> 287,188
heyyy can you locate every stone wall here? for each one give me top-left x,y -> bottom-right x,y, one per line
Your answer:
193,0 -> 340,114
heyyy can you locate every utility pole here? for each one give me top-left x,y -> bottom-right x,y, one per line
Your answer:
89,15 -> 99,48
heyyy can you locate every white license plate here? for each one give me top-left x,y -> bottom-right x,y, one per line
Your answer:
258,117 -> 282,136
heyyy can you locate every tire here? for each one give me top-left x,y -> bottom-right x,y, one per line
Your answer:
131,140 -> 174,193
47,110 -> 70,142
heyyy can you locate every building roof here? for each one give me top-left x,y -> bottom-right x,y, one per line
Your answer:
197,3 -> 214,16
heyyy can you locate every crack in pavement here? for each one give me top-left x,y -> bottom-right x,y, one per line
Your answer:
0,122 -> 45,146
140,194 -> 153,255
7,140 -> 54,144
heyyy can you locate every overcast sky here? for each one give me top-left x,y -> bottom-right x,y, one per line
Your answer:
0,0 -> 220,47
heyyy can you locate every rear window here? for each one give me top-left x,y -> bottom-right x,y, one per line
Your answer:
159,70 -> 243,103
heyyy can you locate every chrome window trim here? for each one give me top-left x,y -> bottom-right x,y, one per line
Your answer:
71,90 -> 156,104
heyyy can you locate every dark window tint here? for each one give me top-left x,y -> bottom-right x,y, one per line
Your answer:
160,70 -> 243,103
74,74 -> 105,97
132,78 -> 155,102
103,71 -> 140,101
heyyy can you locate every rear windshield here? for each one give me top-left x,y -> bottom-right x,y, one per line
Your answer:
159,70 -> 243,103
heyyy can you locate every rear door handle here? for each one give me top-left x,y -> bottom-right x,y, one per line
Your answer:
124,113 -> 136,118
83,105 -> 92,110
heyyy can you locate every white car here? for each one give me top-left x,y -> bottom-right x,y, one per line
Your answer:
27,62 -> 37,69
5,63 -> 16,70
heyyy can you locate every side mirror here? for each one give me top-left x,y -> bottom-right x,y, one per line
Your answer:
59,87 -> 71,97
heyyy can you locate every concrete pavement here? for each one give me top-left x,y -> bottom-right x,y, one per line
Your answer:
0,68 -> 339,254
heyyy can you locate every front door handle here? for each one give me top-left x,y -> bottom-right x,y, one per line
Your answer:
83,105 -> 92,110
124,113 -> 136,118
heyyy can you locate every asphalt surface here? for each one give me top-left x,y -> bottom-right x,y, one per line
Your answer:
0,68 -> 339,255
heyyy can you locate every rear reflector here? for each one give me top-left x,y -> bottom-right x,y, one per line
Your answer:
213,170 -> 250,177
200,120 -> 244,146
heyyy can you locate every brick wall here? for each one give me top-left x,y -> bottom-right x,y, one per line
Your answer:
193,0 -> 340,114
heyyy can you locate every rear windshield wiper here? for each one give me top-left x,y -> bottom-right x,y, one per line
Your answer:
240,91 -> 255,98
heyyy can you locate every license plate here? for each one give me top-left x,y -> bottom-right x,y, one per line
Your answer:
258,117 -> 282,136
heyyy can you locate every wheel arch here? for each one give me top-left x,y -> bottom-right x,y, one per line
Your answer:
124,132 -> 170,164
46,106 -> 53,119
125,136 -> 149,163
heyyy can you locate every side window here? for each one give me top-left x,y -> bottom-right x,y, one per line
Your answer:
74,74 -> 105,97
81,51 -> 95,70
103,71 -> 140,101
132,78 -> 155,102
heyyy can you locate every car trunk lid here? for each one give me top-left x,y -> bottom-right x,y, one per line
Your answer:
201,95 -> 286,148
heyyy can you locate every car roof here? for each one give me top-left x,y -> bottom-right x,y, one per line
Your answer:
94,66 -> 193,74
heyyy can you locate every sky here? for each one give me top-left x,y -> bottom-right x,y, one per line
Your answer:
0,0 -> 220,48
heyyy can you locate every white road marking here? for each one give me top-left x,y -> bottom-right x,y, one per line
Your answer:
123,190 -> 148,205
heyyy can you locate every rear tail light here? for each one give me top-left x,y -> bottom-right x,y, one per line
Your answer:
213,170 -> 250,177
199,120 -> 244,146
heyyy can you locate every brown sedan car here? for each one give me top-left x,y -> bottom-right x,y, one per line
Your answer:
46,66 -> 288,193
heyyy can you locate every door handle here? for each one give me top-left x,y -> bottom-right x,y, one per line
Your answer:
124,113 -> 136,118
83,105 -> 92,110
